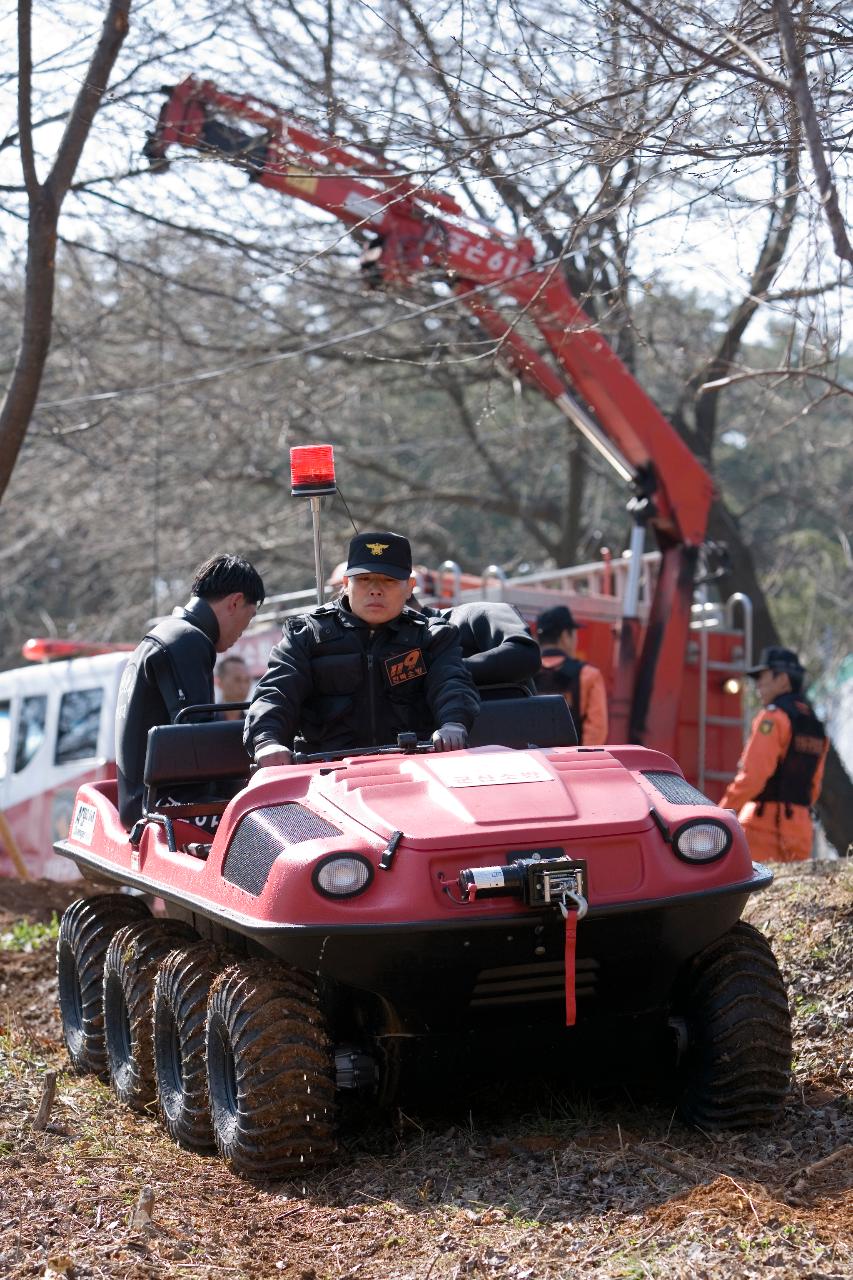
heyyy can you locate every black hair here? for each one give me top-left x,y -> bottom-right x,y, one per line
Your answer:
191,554 -> 265,604
217,653 -> 249,672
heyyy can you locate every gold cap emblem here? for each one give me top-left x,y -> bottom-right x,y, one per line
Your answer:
366,542 -> 390,556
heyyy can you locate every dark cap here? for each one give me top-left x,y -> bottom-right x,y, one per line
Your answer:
746,645 -> 805,679
345,530 -> 413,581
536,604 -> 581,638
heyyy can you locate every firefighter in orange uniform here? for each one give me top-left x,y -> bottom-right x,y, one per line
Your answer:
534,605 -> 608,745
720,646 -> 827,862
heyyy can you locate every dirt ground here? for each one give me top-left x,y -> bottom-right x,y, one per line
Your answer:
0,864 -> 850,1280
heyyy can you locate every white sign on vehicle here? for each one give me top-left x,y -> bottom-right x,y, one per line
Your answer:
71,801 -> 97,845
427,753 -> 555,789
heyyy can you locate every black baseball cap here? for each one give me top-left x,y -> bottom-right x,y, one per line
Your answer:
746,646 -> 805,679
345,531 -> 413,581
536,604 -> 582,637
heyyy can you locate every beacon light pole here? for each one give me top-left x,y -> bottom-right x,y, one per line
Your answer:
289,445 -> 337,606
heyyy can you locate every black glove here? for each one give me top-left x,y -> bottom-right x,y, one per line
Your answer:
431,723 -> 468,752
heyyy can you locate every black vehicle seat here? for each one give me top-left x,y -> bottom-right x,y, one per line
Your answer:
468,694 -> 578,750
477,681 -> 534,701
142,720 -> 251,822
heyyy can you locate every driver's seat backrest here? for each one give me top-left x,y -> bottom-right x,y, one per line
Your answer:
467,694 -> 578,750
143,720 -> 250,812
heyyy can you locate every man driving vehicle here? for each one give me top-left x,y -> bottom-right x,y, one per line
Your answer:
245,531 -> 480,766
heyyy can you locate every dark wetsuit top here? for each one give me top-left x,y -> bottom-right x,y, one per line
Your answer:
115,597 -> 219,827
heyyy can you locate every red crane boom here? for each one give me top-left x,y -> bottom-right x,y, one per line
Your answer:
144,76 -> 718,753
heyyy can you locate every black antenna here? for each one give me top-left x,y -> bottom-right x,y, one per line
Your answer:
152,245 -> 164,617
336,485 -> 360,535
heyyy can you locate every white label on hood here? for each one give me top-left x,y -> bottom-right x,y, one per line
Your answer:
427,753 -> 554,789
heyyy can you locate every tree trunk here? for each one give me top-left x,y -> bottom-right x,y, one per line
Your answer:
817,749 -> 853,858
0,0 -> 130,505
557,436 -> 587,566
706,498 -> 779,654
0,201 -> 57,497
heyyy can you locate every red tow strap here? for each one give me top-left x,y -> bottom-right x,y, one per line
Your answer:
563,905 -> 578,1026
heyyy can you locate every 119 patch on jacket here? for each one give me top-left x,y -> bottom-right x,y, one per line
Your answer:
385,648 -> 427,685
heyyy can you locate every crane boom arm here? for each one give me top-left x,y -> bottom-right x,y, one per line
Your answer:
145,76 -> 713,547
144,75 -> 720,750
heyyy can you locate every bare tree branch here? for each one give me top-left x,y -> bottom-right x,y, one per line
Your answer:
677,123 -> 801,459
0,0 -> 131,504
16,0 -> 40,199
610,0 -> 784,90
773,0 -> 853,266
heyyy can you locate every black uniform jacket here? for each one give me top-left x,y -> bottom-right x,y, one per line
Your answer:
420,601 -> 540,688
244,599 -> 480,756
115,597 -> 219,828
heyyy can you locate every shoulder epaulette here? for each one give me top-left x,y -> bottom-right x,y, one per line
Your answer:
293,606 -> 344,642
282,611 -> 316,635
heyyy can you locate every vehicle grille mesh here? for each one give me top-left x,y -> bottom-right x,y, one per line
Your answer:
641,771 -> 713,806
223,803 -> 342,895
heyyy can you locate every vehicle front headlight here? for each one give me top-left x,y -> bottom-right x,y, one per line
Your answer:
312,853 -> 374,898
672,819 -> 732,863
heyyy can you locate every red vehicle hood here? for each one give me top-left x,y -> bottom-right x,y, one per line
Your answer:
311,746 -> 652,851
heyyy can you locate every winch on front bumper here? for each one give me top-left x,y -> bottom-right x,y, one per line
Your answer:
458,852 -> 587,916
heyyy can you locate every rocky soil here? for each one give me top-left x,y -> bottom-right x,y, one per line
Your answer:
0,864 -> 850,1279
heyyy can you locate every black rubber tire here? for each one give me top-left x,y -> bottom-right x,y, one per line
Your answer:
56,894 -> 151,1077
103,917 -> 197,1111
153,941 -> 226,1151
675,920 -> 792,1128
206,960 -> 336,1177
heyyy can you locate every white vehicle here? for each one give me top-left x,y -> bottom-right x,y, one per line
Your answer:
0,628 -> 279,883
0,643 -> 131,881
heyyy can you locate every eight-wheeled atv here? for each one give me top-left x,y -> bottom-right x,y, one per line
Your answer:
54,693 -> 791,1178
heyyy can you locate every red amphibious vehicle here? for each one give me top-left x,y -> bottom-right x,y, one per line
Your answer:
54,694 -> 792,1178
